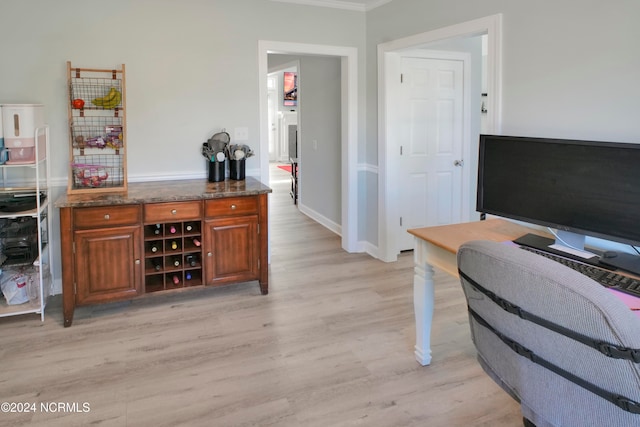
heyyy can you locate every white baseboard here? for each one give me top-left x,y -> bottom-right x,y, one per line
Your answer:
358,240 -> 380,259
298,203 -> 342,236
51,278 -> 62,296
296,203 -> 386,260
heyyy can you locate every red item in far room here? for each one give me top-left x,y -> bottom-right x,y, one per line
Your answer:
277,164 -> 298,173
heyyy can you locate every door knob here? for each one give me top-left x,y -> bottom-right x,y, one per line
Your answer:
454,160 -> 464,167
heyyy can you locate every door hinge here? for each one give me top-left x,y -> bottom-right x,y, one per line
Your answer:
73,282 -> 77,294
400,73 -> 404,83
258,259 -> 260,269
257,224 -> 260,234
72,241 -> 75,254
400,146 -> 403,156
400,217 -> 403,227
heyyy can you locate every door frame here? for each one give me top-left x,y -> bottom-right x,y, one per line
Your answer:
393,50 -> 471,251
258,41 -> 358,253
266,73 -> 278,162
378,14 -> 503,262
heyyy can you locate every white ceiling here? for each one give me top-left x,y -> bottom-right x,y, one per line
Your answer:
269,0 -> 393,12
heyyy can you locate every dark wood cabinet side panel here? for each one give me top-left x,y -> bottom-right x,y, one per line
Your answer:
60,208 -> 76,327
258,193 -> 269,294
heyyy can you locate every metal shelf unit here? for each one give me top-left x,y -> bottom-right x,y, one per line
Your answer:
0,125 -> 52,321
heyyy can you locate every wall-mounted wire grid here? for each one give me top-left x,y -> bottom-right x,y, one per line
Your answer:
67,62 -> 127,194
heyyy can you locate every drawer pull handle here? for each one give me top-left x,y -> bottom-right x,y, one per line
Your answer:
207,252 -> 213,257
230,204 -> 237,210
171,209 -> 177,215
135,259 -> 141,265
104,214 -> 110,220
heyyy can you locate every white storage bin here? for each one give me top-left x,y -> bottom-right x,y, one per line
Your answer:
1,104 -> 45,164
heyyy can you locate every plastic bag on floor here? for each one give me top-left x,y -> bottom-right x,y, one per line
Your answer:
0,269 -> 30,305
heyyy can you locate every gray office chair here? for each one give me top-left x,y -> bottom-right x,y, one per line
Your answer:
457,240 -> 640,427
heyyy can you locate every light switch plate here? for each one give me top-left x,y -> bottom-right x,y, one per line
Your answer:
234,127 -> 249,141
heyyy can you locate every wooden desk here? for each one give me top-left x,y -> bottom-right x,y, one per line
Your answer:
407,219 -> 549,365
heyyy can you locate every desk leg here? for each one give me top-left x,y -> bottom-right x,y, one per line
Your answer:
413,240 -> 435,366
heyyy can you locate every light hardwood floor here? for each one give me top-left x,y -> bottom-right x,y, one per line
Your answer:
0,165 -> 521,426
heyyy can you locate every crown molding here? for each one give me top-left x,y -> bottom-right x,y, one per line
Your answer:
269,0 -> 393,12
364,0 -> 393,11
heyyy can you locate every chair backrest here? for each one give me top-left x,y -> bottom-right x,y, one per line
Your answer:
457,240 -> 640,427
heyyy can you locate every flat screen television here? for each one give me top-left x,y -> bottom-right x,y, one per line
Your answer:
477,134 -> 640,274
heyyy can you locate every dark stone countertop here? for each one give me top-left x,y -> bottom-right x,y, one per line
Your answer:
55,177 -> 272,208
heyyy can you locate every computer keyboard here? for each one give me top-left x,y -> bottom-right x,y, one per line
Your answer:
519,246 -> 640,298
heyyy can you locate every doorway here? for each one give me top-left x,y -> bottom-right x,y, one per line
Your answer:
258,41 -> 358,253
378,14 -> 503,262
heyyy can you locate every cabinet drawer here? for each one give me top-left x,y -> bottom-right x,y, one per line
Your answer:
73,205 -> 142,229
144,201 -> 202,223
205,197 -> 258,217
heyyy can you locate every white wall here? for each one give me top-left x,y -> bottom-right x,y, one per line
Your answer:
365,0 -> 640,247
0,0 -> 365,182
0,0 -> 365,292
298,55 -> 342,229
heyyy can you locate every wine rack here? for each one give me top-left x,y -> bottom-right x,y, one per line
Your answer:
143,220 -> 202,293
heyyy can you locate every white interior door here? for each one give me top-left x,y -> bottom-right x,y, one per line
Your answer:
398,56 -> 465,251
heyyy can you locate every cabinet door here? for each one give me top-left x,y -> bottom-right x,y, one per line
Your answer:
74,225 -> 142,305
204,215 -> 258,285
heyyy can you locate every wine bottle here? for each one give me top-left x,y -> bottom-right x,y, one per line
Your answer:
192,238 -> 201,247
186,255 -> 197,267
154,224 -> 162,235
173,257 -> 180,267
153,261 -> 162,271
150,243 -> 159,253
186,272 -> 192,281
172,275 -> 180,285
185,223 -> 193,232
169,225 -> 177,234
171,240 -> 178,250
